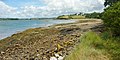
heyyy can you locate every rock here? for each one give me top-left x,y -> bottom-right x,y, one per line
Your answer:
34,58 -> 39,60
45,50 -> 50,53
50,57 -> 57,60
58,56 -> 64,60
55,53 -> 59,57
36,54 -> 40,56
43,57 -> 48,60
30,58 -> 35,60
57,44 -> 63,51
1,51 -> 5,54
36,49 -> 39,52
14,44 -> 20,47
57,51 -> 63,56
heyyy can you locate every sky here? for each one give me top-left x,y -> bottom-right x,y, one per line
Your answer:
0,0 -> 105,18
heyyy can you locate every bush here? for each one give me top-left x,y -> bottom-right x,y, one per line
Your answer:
65,32 -> 108,60
102,2 -> 120,36
85,12 -> 102,19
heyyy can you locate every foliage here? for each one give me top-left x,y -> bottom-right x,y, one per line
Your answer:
57,15 -> 85,19
102,2 -> 120,36
104,0 -> 120,7
57,15 -> 72,19
101,32 -> 120,60
57,12 -> 102,19
65,31 -> 120,60
0,18 -> 19,20
85,12 -> 102,19
65,32 -> 109,60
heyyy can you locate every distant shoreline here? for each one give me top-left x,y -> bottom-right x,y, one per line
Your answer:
0,19 -> 76,40
0,18 -> 55,20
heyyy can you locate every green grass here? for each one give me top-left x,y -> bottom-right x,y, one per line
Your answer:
65,31 -> 120,60
101,32 -> 120,60
57,15 -> 70,19
70,15 -> 85,19
57,15 -> 85,19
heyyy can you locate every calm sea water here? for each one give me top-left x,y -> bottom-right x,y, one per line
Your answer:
0,19 -> 75,40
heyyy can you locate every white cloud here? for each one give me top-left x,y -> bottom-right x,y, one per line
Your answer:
0,1 -> 17,17
0,0 -> 105,18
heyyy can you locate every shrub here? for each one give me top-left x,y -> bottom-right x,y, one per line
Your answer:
102,2 -> 120,36
65,32 -> 109,60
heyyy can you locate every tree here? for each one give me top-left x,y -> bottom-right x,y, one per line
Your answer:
85,12 -> 102,19
102,2 -> 120,36
104,0 -> 120,7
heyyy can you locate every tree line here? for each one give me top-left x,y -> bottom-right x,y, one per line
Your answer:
84,0 -> 120,36
102,0 -> 120,36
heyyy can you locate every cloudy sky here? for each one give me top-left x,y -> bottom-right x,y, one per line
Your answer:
0,0 -> 105,18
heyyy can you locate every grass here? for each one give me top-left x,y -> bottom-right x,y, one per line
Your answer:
70,15 -> 85,19
101,32 -> 120,60
57,15 -> 70,19
57,15 -> 85,19
65,31 -> 120,60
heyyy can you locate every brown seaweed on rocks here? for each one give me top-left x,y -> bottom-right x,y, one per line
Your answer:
0,19 -> 102,60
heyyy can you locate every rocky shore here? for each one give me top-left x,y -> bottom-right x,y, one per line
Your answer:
0,19 -> 103,60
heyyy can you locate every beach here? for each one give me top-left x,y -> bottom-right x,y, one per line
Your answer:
0,19 -> 103,60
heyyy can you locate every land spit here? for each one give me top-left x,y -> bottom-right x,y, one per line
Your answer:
0,19 -> 103,60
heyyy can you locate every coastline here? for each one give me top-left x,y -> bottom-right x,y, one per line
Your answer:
0,19 -> 103,60
0,19 -> 76,40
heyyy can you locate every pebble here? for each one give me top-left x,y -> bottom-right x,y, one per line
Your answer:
55,53 -> 59,57
58,56 -> 64,60
50,57 -> 57,60
36,54 -> 40,56
1,51 -> 5,54
43,57 -> 48,60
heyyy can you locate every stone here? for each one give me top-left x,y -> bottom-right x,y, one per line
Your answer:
55,53 -> 59,57
34,58 -> 39,60
50,57 -> 57,60
36,54 -> 40,56
1,51 -> 5,54
57,44 -> 63,51
43,57 -> 48,60
14,44 -> 20,47
30,58 -> 34,60
36,49 -> 39,52
58,56 -> 64,60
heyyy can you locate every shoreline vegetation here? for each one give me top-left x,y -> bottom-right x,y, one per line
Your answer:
56,15 -> 85,19
56,12 -> 102,19
65,31 -> 120,60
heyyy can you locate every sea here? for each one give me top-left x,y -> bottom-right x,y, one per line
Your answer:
0,19 -> 75,40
